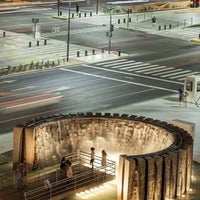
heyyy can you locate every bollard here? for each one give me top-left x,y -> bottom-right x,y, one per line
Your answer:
123,18 -> 126,23
118,51 -> 121,56
84,12 -> 86,17
79,13 -> 81,18
29,41 -> 31,47
169,24 -> 172,29
60,11 -> 62,16
199,34 -> 200,39
44,39 -> 47,45
72,13 -> 74,18
158,25 -> 161,30
92,49 -> 95,55
164,25 -> 166,30
85,50 -> 88,56
3,32 -> 5,37
102,48 -> 104,53
37,41 -> 39,46
118,19 -> 120,24
77,51 -> 80,57
129,18 -> 131,22
90,12 -> 92,17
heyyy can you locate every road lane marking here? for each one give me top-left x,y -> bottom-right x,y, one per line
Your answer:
12,86 -> 37,91
160,69 -> 185,77
60,66 -> 177,92
0,80 -> 16,84
153,68 -> 182,76
95,59 -> 127,66
81,64 -> 181,85
144,66 -> 173,74
178,72 -> 200,80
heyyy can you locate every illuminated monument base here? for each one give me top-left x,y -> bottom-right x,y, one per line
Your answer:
13,112 -> 193,200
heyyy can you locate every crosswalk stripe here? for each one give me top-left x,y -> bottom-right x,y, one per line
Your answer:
93,57 -> 200,81
152,68 -> 177,76
114,62 -> 148,71
41,26 -> 107,38
144,66 -> 170,74
169,70 -> 191,79
107,60 -> 136,68
178,72 -> 200,80
95,59 -> 128,66
133,65 -> 162,73
122,63 -> 151,70
160,69 -> 185,78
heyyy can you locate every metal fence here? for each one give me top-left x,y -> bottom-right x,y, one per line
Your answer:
24,151 -> 116,200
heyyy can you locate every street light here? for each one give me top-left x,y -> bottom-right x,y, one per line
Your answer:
96,0 -> 99,14
107,8 -> 114,54
127,9 -> 130,28
66,0 -> 85,62
66,1 -> 71,62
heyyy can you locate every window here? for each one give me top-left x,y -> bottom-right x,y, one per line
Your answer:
197,81 -> 200,92
186,80 -> 193,91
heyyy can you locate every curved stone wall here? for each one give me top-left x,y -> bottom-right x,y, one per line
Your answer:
13,112 -> 193,200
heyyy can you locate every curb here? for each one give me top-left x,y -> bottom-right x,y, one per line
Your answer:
191,39 -> 200,43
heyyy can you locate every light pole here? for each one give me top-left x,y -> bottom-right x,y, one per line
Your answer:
66,1 -> 71,62
57,0 -> 60,16
96,0 -> 99,14
108,8 -> 114,54
127,9 -> 130,28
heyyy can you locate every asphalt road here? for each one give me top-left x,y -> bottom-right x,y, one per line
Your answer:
1,4 -> 200,135
0,58 -> 183,135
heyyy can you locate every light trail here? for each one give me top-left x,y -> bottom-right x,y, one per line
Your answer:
5,95 -> 63,110
0,93 -> 52,105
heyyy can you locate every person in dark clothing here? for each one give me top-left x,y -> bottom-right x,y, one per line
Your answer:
60,157 -> 66,171
178,88 -> 184,105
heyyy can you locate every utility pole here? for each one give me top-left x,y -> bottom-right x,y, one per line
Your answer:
96,0 -> 99,14
127,9 -> 130,28
66,1 -> 71,62
57,0 -> 60,16
108,9 -> 114,54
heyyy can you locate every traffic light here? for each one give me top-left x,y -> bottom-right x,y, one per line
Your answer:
110,24 -> 114,32
76,5 -> 79,13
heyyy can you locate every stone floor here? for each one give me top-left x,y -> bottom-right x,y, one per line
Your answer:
0,151 -> 200,200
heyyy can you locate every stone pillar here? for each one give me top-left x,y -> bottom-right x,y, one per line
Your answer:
13,126 -> 23,169
25,128 -> 35,166
146,156 -> 163,200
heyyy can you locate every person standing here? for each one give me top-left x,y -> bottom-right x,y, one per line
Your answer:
23,160 -> 28,186
101,150 -> 107,167
152,16 -> 156,26
178,88 -> 184,105
60,157 -> 66,171
66,161 -> 73,186
90,147 -> 95,169
17,161 -> 25,190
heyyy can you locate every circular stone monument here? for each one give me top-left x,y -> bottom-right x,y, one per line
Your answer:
13,112 -> 193,200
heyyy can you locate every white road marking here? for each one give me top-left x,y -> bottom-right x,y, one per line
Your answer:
0,80 -> 16,84
60,66 -> 178,92
169,70 -> 191,79
95,59 -> 128,66
11,86 -> 37,91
